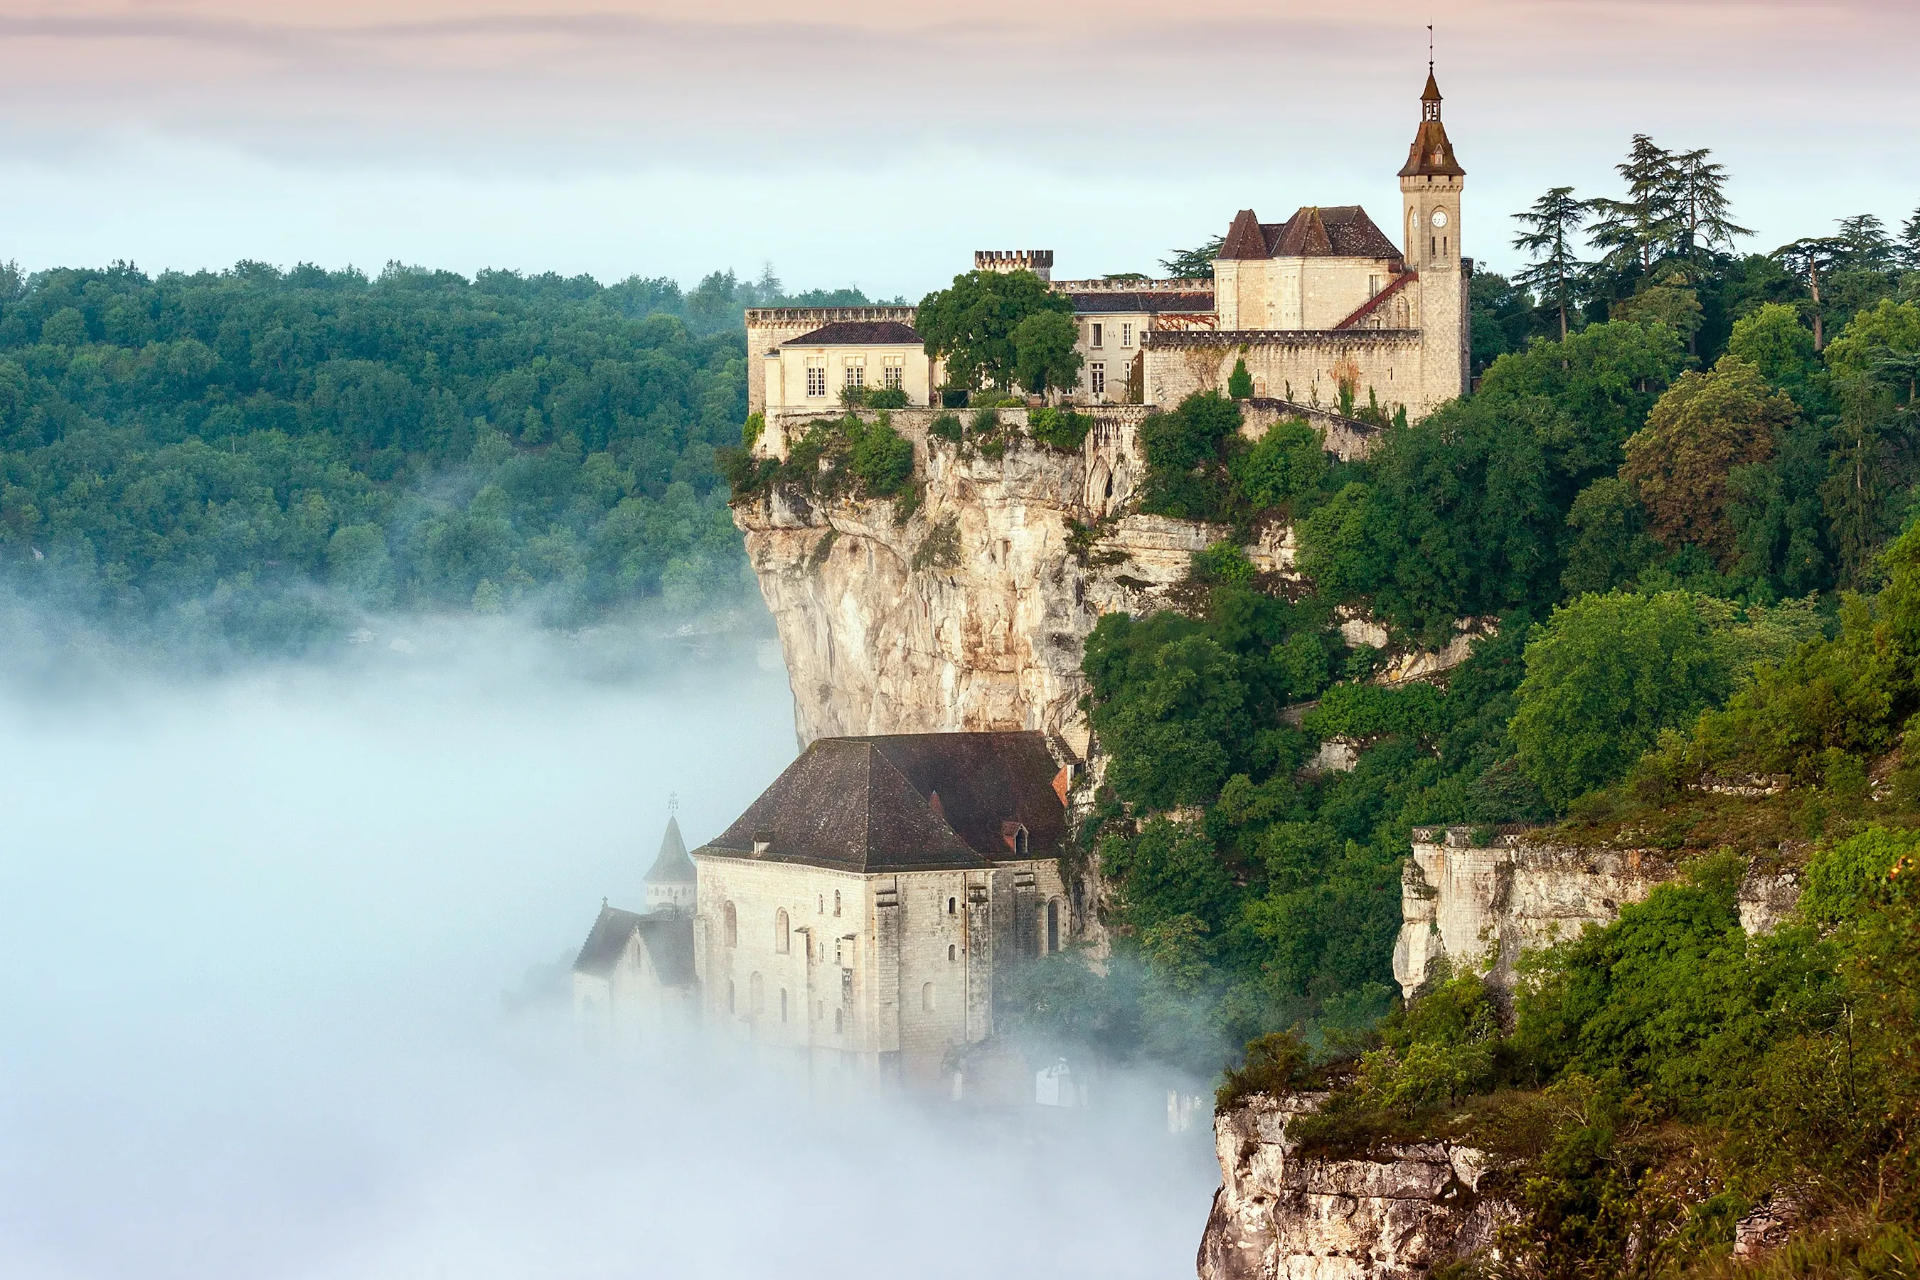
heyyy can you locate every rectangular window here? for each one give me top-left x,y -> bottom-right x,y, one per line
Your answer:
1121,322 -> 1133,347
844,358 -> 864,389
1090,323 -> 1103,348
1089,362 -> 1106,395
805,360 -> 827,398
882,355 -> 904,390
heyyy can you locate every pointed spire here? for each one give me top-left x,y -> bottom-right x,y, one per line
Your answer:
1399,66 -> 1464,179
644,813 -> 695,885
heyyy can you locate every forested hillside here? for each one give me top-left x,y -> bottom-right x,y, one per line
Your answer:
0,261 -> 875,650
1011,138 -> 1920,1270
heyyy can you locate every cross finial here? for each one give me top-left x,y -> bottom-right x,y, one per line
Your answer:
1428,22 -> 1434,75
668,791 -> 678,815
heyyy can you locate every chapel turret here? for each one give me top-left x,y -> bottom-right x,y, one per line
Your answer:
644,812 -> 697,915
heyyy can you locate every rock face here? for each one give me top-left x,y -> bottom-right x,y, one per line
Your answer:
736,405 -> 1366,754
1391,825 -> 1676,997
1200,1094 -> 1514,1280
1392,826 -> 1807,998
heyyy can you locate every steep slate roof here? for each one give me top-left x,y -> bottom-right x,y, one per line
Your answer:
785,320 -> 922,346
573,905 -> 696,985
645,815 -> 695,886
1069,290 -> 1215,315
1399,73 -> 1465,178
698,732 -> 1067,874
1214,207 -> 1401,263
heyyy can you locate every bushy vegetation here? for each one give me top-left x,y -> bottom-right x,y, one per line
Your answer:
1019,147 -> 1920,1230
0,259 -> 881,647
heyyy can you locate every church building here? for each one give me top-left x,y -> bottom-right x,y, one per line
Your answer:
743,70 -> 1469,424
572,732 -> 1074,1081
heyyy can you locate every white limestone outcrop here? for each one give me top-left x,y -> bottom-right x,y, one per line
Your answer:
1392,826 -> 1807,998
737,408 -> 1260,755
1199,1094 -> 1515,1280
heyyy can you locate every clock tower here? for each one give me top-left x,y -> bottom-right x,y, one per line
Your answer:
1399,70 -> 1469,406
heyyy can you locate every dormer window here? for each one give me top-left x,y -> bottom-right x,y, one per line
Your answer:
753,830 -> 773,855
1002,821 -> 1030,856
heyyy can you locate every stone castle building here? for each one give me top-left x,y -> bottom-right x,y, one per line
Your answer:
745,71 -> 1467,425
573,732 -> 1072,1080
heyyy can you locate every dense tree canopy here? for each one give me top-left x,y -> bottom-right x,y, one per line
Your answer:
0,260 -> 877,646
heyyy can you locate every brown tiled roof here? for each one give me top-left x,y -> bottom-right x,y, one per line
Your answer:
1070,291 -> 1215,315
785,320 -> 922,346
573,906 -> 696,986
1399,120 -> 1464,178
1215,206 -> 1401,262
699,732 -> 1067,873
645,815 -> 695,885
1217,209 -> 1269,260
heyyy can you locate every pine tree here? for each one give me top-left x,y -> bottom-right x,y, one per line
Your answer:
1772,237 -> 1847,350
1511,186 -> 1588,340
1836,214 -> 1896,270
1671,147 -> 1749,259
1899,208 -> 1920,271
1227,358 -> 1254,400
1588,135 -> 1685,279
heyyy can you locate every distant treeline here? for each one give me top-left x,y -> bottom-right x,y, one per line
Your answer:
0,261 -> 879,650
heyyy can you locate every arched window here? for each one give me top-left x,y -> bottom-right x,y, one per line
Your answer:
780,988 -> 788,1022
775,908 -> 790,954
947,896 -> 956,915
1046,898 -> 1061,954
921,982 -> 934,1012
723,901 -> 737,948
749,972 -> 764,1014
1014,826 -> 1028,856
833,889 -> 841,917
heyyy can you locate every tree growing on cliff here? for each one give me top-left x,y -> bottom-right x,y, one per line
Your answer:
915,269 -> 1073,392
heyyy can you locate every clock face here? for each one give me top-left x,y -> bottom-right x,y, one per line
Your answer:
1430,208 -> 1450,229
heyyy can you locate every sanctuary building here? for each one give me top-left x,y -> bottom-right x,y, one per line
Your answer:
573,731 -> 1073,1081
745,71 -> 1468,424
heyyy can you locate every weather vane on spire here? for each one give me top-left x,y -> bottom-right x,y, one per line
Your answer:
668,791 -> 678,815
1428,22 -> 1434,74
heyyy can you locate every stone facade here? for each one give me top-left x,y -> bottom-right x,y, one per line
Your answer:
745,306 -> 921,417
691,854 -> 1065,1081
684,731 -> 1074,1081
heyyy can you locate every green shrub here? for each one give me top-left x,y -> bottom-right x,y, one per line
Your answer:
1138,390 -> 1244,522
1028,405 -> 1093,451
1800,825 -> 1920,923
864,386 -> 910,409
1191,541 -> 1255,587
1229,417 -> 1327,515
928,411 -> 963,444
1227,357 -> 1254,400
1216,1030 -> 1312,1110
1300,681 -> 1446,743
846,413 -> 915,497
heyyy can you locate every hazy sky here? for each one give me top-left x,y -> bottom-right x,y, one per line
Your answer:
0,0 -> 1915,293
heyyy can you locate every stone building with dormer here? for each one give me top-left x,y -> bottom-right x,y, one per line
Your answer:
689,731 -> 1072,1082
743,70 -> 1468,425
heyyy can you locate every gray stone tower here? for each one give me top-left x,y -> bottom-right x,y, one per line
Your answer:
1398,69 -> 1469,408
644,813 -> 696,916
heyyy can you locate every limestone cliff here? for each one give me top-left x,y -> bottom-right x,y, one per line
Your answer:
1392,825 -> 1806,999
735,404 -> 1373,756
1200,1094 -> 1515,1280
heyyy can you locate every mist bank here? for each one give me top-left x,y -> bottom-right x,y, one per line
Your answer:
0,618 -> 1214,1280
